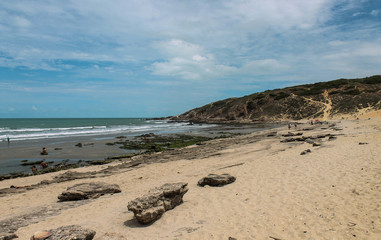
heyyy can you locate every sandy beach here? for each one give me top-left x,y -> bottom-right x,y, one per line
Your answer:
0,117 -> 380,239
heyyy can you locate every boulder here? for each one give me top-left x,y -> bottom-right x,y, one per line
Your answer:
198,173 -> 236,187
30,225 -> 95,240
127,182 -> 188,224
58,182 -> 121,201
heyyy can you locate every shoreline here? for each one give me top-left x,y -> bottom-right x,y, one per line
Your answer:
0,122 -> 279,178
0,117 -> 380,239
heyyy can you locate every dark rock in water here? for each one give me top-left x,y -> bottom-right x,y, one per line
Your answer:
0,233 -> 18,240
58,182 -> 121,201
300,149 -> 311,155
127,182 -> 188,224
54,148 -> 62,150
30,225 -> 95,240
75,143 -> 83,147
198,173 -> 236,187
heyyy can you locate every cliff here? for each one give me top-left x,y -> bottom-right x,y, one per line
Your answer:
172,75 -> 381,122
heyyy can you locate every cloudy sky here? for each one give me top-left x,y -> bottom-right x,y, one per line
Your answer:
1,0 -> 380,117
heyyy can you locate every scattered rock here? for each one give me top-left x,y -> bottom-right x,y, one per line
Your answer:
0,233 -> 18,240
300,149 -> 311,155
127,182 -> 188,224
75,143 -> 83,147
198,173 -> 236,187
359,142 -> 368,145
58,182 -> 121,201
282,132 -> 303,137
312,142 -> 321,147
267,132 -> 277,137
328,136 -> 337,141
54,148 -> 62,150
30,225 -> 95,240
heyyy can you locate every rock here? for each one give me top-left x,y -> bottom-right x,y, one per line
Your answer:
282,132 -> 303,137
75,143 -> 83,147
312,142 -> 321,147
198,173 -> 236,187
267,132 -> 277,137
328,136 -> 337,141
30,225 -> 95,240
0,233 -> 18,240
127,182 -> 188,224
58,182 -> 121,201
359,142 -> 368,145
300,149 -> 311,155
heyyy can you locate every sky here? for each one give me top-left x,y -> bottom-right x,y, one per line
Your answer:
0,0 -> 380,118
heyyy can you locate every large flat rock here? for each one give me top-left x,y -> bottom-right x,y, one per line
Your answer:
30,225 -> 95,240
127,182 -> 188,224
58,182 -> 121,201
198,173 -> 236,187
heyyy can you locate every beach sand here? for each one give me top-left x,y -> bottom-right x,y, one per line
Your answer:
0,117 -> 380,239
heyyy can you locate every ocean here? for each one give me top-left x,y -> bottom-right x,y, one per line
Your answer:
0,118 -> 210,142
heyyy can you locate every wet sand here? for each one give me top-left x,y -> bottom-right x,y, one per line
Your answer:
0,118 -> 380,239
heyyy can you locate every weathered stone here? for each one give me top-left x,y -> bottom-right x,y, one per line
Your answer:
312,142 -> 321,147
198,173 -> 236,187
127,182 -> 188,224
58,182 -> 121,201
30,225 -> 95,240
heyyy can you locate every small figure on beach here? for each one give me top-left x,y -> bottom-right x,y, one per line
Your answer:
7,136 -> 10,143
31,165 -> 38,173
294,123 -> 297,129
40,160 -> 48,169
288,124 -> 291,130
40,147 -> 48,155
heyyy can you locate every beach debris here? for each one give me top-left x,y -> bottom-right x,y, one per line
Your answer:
75,143 -> 83,147
58,182 -> 121,201
198,173 -> 236,187
359,142 -> 368,145
127,182 -> 188,224
30,225 -> 95,240
0,233 -> 18,240
300,149 -> 311,155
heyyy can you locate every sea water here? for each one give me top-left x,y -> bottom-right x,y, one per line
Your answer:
0,118 -> 210,142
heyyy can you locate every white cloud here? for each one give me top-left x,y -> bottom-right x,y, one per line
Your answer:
370,10 -> 379,16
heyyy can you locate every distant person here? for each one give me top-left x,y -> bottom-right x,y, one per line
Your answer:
288,124 -> 291,130
7,136 -> 10,143
40,147 -> 48,155
40,160 -> 48,169
31,166 -> 38,174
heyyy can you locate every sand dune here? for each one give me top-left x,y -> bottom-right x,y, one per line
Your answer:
0,117 -> 380,239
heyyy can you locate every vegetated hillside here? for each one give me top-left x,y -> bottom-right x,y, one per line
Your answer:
172,75 -> 381,122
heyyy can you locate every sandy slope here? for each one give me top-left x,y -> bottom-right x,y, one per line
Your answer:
0,117 -> 380,239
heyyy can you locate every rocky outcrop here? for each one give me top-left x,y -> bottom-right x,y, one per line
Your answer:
198,174 -> 236,187
30,225 -> 95,240
127,182 -> 188,224
58,182 -> 121,201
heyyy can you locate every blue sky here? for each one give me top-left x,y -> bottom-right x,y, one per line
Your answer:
0,0 -> 380,118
